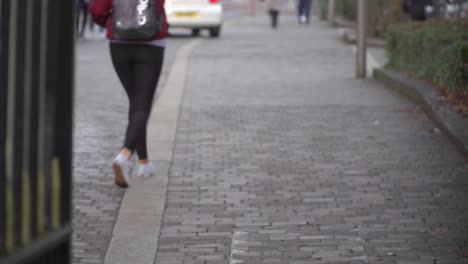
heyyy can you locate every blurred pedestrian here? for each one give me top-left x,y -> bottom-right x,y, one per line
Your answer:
76,0 -> 92,38
401,0 -> 434,20
298,0 -> 312,24
90,0 -> 169,187
267,0 -> 284,28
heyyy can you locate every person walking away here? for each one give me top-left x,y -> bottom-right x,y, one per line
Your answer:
77,0 -> 97,38
76,0 -> 90,38
267,0 -> 284,28
90,0 -> 169,187
298,0 -> 312,24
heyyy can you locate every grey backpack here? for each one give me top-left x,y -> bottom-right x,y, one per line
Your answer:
112,0 -> 163,40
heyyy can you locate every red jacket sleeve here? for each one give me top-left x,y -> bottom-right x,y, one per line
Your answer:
89,0 -> 113,27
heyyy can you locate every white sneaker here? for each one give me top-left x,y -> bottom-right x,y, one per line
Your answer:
113,153 -> 130,187
137,163 -> 155,178
300,15 -> 307,24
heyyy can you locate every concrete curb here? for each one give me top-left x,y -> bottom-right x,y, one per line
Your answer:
374,68 -> 468,160
349,45 -> 385,79
103,14 -> 255,264
339,28 -> 387,48
103,39 -> 201,264
334,16 -> 355,28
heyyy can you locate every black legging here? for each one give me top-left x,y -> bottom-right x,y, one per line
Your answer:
110,43 -> 164,160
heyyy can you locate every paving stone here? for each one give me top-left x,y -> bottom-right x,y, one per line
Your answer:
154,14 -> 468,264
72,37 -> 188,264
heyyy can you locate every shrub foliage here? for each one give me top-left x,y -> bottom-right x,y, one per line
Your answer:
386,19 -> 468,93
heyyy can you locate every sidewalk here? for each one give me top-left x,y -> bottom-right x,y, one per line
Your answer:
111,14 -> 468,264
72,37 -> 189,264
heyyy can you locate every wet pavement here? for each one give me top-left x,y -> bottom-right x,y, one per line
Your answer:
154,15 -> 468,264
72,10 -> 468,264
72,35 -> 189,264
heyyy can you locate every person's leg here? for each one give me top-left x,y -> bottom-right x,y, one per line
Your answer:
110,43 -> 136,160
298,3 -> 302,22
88,2 -> 95,32
77,0 -> 87,36
270,9 -> 279,28
300,7 -> 307,23
76,1 -> 81,33
78,0 -> 86,37
125,45 -> 164,162
305,0 -> 311,24
110,44 -> 135,101
274,10 -> 279,28
298,0 -> 305,23
81,2 -> 89,37
109,43 -> 138,186
90,16 -> 94,31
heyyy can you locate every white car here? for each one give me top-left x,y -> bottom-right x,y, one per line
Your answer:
165,0 -> 223,37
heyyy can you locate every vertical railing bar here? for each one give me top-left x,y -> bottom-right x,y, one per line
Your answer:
51,157 -> 61,229
1,0 -> 74,261
21,0 -> 35,246
36,0 -> 49,236
53,0 -> 75,228
29,0 -> 43,242
13,0 -> 27,252
47,0 -> 59,230
5,0 -> 19,253
44,0 -> 58,233
0,0 -> 8,255
46,0 -> 64,232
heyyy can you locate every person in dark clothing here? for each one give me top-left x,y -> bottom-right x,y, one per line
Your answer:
76,0 -> 91,37
402,0 -> 434,20
90,0 -> 169,187
298,0 -> 312,24
269,8 -> 280,28
266,0 -> 283,29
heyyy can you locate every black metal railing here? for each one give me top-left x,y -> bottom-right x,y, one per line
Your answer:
0,0 -> 74,263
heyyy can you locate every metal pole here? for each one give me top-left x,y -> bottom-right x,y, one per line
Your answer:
356,0 -> 367,78
327,0 -> 335,26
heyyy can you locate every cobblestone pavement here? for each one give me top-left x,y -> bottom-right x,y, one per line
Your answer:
155,15 -> 468,264
72,37 -> 188,264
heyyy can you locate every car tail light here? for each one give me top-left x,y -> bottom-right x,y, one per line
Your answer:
209,0 -> 219,4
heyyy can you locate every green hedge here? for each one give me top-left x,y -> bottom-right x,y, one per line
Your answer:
334,0 -> 403,38
340,0 -> 356,20
386,19 -> 468,94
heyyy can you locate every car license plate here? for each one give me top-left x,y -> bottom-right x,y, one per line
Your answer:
173,12 -> 199,17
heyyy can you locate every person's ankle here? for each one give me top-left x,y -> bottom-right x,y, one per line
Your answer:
120,148 -> 133,160
138,159 -> 149,165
